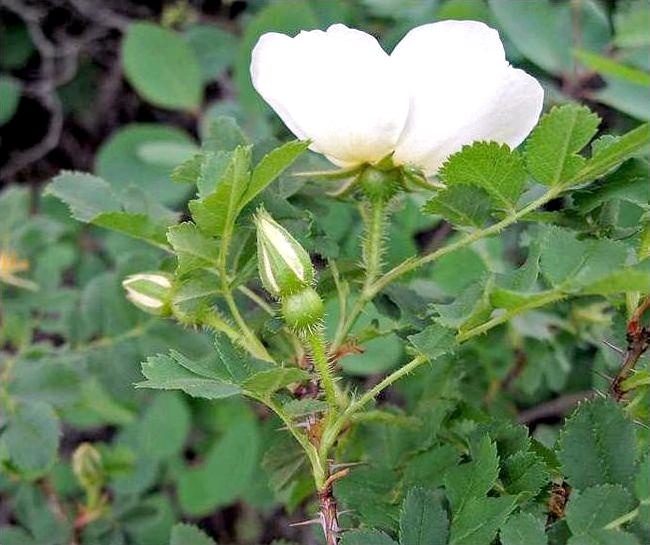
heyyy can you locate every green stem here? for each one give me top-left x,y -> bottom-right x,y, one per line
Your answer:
362,199 -> 388,293
350,354 -> 428,415
455,289 -> 567,342
222,289 -> 272,360
320,355 -> 427,458
331,186 -> 563,350
219,222 -> 273,361
307,330 -> 339,414
370,187 -> 561,297
332,199 -> 389,350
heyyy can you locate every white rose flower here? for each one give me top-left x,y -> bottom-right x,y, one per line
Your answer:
250,20 -> 543,175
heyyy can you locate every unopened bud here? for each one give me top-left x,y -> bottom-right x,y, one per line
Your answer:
122,272 -> 172,316
281,287 -> 324,333
255,207 -> 314,298
72,443 -> 104,491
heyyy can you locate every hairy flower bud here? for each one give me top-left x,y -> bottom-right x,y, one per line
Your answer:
281,286 -> 324,333
255,207 -> 314,298
122,272 -> 172,316
72,443 -> 104,491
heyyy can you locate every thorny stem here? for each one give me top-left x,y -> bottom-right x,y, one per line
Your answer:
318,468 -> 349,545
609,295 -> 650,400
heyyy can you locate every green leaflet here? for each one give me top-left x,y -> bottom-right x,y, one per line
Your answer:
500,513 -> 548,545
399,487 -> 449,545
444,435 -> 500,515
526,104 -> 601,186
422,184 -> 491,228
439,141 -> 526,211
557,398 -> 636,490
122,22 -> 202,111
565,484 -> 636,544
2,401 -> 61,474
47,171 -> 176,248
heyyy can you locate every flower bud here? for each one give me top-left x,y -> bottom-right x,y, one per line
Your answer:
122,272 -> 172,316
72,443 -> 104,491
358,165 -> 401,202
255,207 -> 314,298
281,286 -> 324,333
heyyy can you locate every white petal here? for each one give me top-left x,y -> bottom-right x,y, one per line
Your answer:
391,20 -> 544,175
251,24 -> 409,166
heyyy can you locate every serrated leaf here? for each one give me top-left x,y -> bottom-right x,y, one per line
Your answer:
565,484 -> 634,536
407,323 -> 456,360
403,444 -> 460,490
444,435 -> 499,515
47,171 -> 173,247
203,116 -> 249,152
501,451 -> 549,499
573,158 -> 649,214
3,402 -> 60,473
171,273 -> 221,316
93,211 -> 169,246
167,222 -> 219,272
243,140 -> 309,205
189,146 -> 251,236
580,261 -> 650,294
122,22 -> 202,111
171,153 -> 203,184
500,513 -> 548,545
440,142 -> 527,210
571,123 -> 650,186
242,368 -> 309,399
449,495 -> 517,545
526,105 -> 600,186
539,226 -> 630,289
433,279 -> 493,331
557,398 -> 635,490
169,523 -> 215,545
422,185 -> 491,228
138,354 -> 242,399
47,171 -> 121,221
195,150 -> 233,197
335,467 -> 400,531
399,487 -> 449,545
